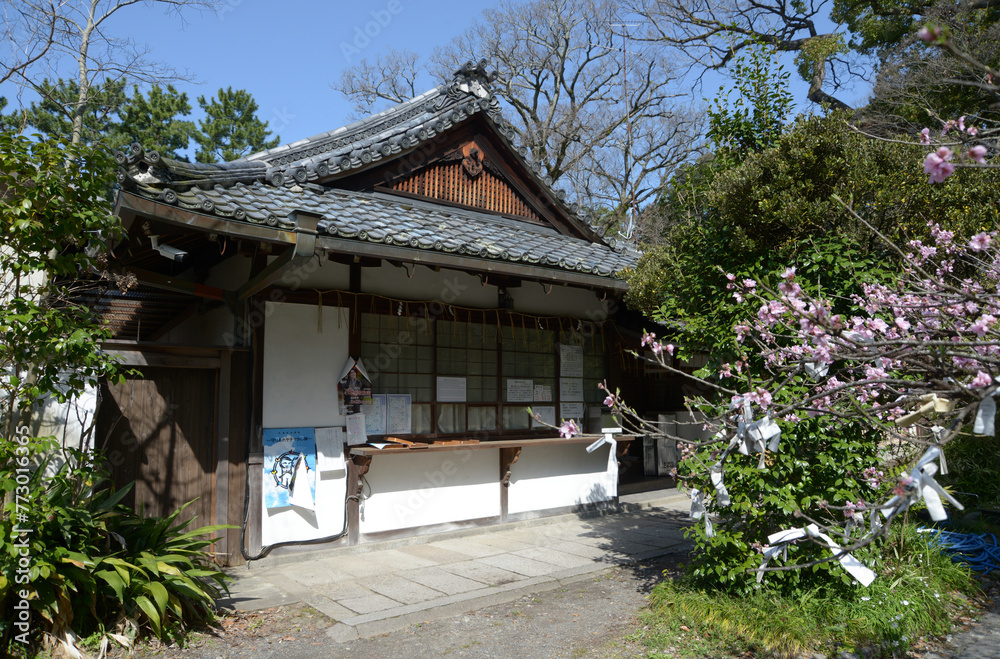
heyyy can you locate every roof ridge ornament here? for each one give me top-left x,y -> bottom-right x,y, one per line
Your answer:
449,59 -> 497,101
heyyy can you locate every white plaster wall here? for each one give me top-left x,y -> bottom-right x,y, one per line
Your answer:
260,301 -> 351,545
292,256 -> 351,291
507,443 -> 615,514
203,254 -> 251,290
30,383 -> 98,452
362,263 -> 498,308
359,448 -> 500,533
262,301 -> 349,428
509,281 -> 608,318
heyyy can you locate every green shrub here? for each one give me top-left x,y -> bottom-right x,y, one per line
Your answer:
679,416 -> 885,594
1,436 -> 231,655
936,432 -> 1000,514
638,523 -> 977,658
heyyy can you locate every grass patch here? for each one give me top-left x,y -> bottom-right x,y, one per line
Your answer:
633,524 -> 978,658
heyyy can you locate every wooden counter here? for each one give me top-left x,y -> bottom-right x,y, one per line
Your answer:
348,434 -> 636,455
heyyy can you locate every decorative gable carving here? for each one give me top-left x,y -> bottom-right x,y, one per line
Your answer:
390,141 -> 541,222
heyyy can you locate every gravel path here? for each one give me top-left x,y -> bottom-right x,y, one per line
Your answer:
113,556 -> 1000,659
117,554 -> 678,659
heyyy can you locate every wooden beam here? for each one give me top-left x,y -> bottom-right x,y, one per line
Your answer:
104,350 -> 221,369
123,266 -> 229,301
236,247 -> 295,300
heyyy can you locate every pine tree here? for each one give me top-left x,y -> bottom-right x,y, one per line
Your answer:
111,84 -> 196,161
193,87 -> 279,163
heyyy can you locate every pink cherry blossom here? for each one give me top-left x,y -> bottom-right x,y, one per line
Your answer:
971,371 -> 993,388
968,145 -> 988,164
923,147 -> 955,184
558,419 -> 580,438
970,233 -> 992,252
918,25 -> 942,42
919,127 -> 931,145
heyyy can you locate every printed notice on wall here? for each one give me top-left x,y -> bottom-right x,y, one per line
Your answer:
559,343 -> 584,378
531,405 -> 556,429
387,394 -> 412,434
533,384 -> 552,402
437,376 -> 467,402
345,413 -> 368,446
506,378 -> 533,403
560,402 -> 585,420
363,394 -> 387,436
560,377 -> 584,401
314,426 -> 345,473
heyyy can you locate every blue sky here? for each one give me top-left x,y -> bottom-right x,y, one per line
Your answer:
2,0 -> 868,156
2,0 -> 499,151
111,0 -> 496,146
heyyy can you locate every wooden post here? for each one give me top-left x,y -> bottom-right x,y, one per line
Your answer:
347,454 -> 372,545
213,350 -> 232,562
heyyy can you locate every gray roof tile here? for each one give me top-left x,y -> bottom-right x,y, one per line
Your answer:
159,183 -> 635,278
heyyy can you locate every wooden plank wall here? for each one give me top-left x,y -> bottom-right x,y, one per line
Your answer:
393,162 -> 540,221
96,347 -> 253,566
97,366 -> 217,532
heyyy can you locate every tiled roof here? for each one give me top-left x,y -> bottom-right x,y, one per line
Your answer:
115,60 -> 637,281
137,181 -> 636,278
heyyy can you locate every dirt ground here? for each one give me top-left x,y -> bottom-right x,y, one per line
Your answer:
109,556 -> 1000,659
111,555 -> 681,659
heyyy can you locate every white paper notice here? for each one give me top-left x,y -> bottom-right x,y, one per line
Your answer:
560,402 -> 585,419
560,378 -> 584,401
363,394 -> 387,436
531,406 -> 556,429
560,343 -> 584,377
533,384 -> 552,402
387,394 -> 412,434
346,413 -> 368,446
437,376 -> 467,402
507,378 -> 534,403
314,426 -> 346,473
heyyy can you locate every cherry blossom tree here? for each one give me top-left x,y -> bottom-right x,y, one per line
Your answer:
602,29 -> 998,589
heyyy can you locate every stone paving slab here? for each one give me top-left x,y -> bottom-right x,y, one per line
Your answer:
358,574 -> 447,604
338,591 -> 403,615
403,565 -> 486,595
476,552 -> 559,577
439,559 -> 524,586
511,545 -> 596,568
221,490 -> 694,642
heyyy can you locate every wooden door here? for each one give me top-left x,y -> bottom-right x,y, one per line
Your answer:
97,366 -> 217,531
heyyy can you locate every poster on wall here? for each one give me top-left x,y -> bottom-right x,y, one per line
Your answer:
559,343 -> 584,377
363,394 -> 387,436
506,378 -> 533,403
346,413 -> 368,446
531,405 -> 556,429
338,357 -> 373,415
263,427 -> 316,510
560,402 -> 585,420
533,384 -> 552,402
387,393 -> 412,434
436,376 -> 467,402
315,426 -> 346,473
560,377 -> 584,401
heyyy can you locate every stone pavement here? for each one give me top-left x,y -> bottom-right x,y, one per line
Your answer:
218,489 -> 692,643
